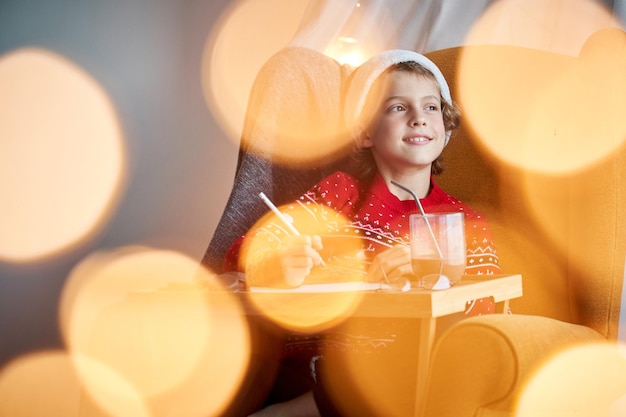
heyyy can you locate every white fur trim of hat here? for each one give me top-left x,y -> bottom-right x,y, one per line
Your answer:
344,49 -> 453,144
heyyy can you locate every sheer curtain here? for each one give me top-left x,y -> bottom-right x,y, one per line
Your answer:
287,0 -> 494,64
287,0 -> 624,65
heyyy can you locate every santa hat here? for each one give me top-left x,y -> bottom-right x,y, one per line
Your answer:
344,49 -> 453,144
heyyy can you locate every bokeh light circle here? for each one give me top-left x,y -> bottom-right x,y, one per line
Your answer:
68,354 -> 151,417
60,246 -> 208,355
0,351 -> 145,417
242,204 -> 368,332
515,342 -> 626,417
459,0 -> 625,174
202,0 -> 308,142
60,246 -> 251,417
0,48 -> 126,262
202,0 -> 353,167
464,0 -> 622,55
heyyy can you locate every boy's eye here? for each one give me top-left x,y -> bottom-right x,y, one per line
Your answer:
425,104 -> 440,111
389,104 -> 406,112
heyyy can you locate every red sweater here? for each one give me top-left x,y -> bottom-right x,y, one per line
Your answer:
223,171 -> 500,278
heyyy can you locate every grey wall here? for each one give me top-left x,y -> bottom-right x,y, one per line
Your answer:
0,0 -> 237,367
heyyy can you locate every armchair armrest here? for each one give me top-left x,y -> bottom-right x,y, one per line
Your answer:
421,314 -> 606,417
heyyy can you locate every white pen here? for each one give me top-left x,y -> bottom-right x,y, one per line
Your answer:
259,192 -> 300,235
258,192 -> 325,266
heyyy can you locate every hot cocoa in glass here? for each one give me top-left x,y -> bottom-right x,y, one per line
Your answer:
409,212 -> 466,288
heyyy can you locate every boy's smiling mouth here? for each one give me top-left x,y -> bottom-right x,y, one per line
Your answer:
403,134 -> 432,143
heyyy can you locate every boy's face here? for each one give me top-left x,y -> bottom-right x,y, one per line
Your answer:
361,71 -> 446,176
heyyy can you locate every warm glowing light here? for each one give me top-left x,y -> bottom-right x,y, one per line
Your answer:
465,0 -> 622,56
338,36 -> 357,44
60,246 -> 200,354
242,205 -> 368,332
459,25 -> 626,174
322,0 -> 391,66
515,342 -> 626,416
329,36 -> 364,66
60,247 -> 250,417
0,48 -> 125,262
613,391 -> 626,417
203,0 -> 355,166
0,351 -> 96,417
202,0 -> 309,142
328,47 -> 366,66
70,354 -> 151,417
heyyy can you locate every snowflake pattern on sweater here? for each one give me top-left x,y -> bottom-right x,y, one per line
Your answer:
224,171 -> 500,277
298,172 -> 499,274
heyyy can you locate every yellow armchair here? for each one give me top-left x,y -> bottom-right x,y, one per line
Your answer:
422,29 -> 626,417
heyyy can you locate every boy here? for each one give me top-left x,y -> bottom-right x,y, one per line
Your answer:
229,50 -> 500,416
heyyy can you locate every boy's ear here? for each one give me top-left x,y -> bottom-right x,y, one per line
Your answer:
354,123 -> 373,148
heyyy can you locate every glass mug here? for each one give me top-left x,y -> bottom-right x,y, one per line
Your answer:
410,212 -> 466,288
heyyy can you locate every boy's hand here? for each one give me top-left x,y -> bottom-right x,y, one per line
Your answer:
279,235 -> 323,287
367,244 -> 412,285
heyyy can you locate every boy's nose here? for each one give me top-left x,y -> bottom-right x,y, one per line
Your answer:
410,116 -> 426,126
